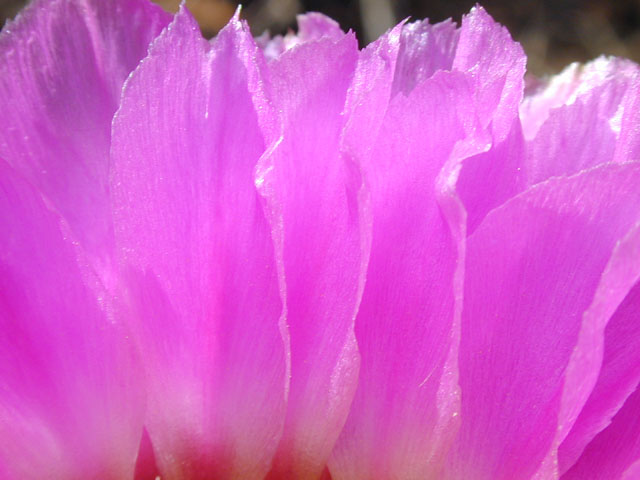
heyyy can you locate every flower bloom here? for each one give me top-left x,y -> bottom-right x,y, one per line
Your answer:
1,0 -> 640,479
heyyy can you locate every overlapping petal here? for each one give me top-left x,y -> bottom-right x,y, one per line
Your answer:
559,245 -> 640,474
563,381 -> 640,479
1,2 -> 640,479
520,57 -> 639,141
259,22 -> 365,479
0,160 -> 144,480
452,6 -> 526,142
451,6 -> 528,232
0,0 -> 169,274
446,163 -> 640,480
111,8 -> 287,479
523,58 -> 639,185
329,68 -> 485,479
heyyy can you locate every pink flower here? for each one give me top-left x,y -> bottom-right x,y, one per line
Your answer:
1,1 -> 640,479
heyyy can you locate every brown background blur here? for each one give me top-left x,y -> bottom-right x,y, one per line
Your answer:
2,0 -> 640,75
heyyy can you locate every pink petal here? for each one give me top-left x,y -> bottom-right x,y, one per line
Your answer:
259,28 -> 364,479
535,220 -> 640,478
257,13 -> 344,60
623,460 -> 640,480
520,57 -> 638,141
523,59 -> 638,186
0,0 -> 169,271
452,6 -> 526,142
341,21 -> 402,159
111,9 -> 287,479
446,163 -> 640,480
456,118 -> 526,234
0,160 -> 144,479
448,7 -> 527,232
525,87 -> 617,185
295,12 -> 345,42
614,74 -> 640,163
562,382 -> 640,480
559,274 -> 640,471
391,18 -> 459,95
329,70 -> 485,480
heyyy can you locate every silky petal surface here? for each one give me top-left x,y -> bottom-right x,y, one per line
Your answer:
447,163 -> 640,480
111,10 -> 287,479
329,71 -> 484,480
391,18 -> 459,96
534,219 -> 640,479
0,0 -> 169,270
559,275 -> 640,472
623,461 -> 640,480
456,118 -> 525,234
261,31 -> 364,480
450,7 -> 527,231
452,6 -> 526,142
0,160 -> 143,480
341,21 -> 402,159
524,61 -> 638,186
563,382 -> 640,480
525,88 -> 616,185
520,57 -> 638,141
615,75 -> 640,163
258,12 -> 344,61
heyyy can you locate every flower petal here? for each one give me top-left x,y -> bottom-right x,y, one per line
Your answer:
452,6 -> 526,142
0,0 -> 169,270
295,12 -> 345,42
456,118 -> 526,234
562,382 -> 640,480
341,21 -> 403,160
520,57 -> 638,141
257,12 -> 344,61
446,163 -> 640,480
329,70 -> 484,480
448,7 -> 527,232
523,59 -> 638,186
0,160 -> 144,480
614,76 -> 640,163
559,273 -> 640,472
535,220 -> 640,478
623,460 -> 640,480
391,17 -> 459,96
111,9 -> 287,479
259,29 -> 364,479
525,88 -> 617,185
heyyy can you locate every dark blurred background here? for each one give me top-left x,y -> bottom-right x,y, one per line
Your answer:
2,0 -> 640,75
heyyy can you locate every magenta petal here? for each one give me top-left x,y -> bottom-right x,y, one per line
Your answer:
0,0 -> 169,268
520,57 -> 638,141
391,18 -> 459,95
456,118 -> 526,234
329,70 -> 484,479
445,7 -> 527,233
295,12 -> 345,42
615,76 -> 640,163
562,382 -> 640,480
447,163 -> 640,480
535,221 -> 640,478
523,59 -> 638,186
257,13 -> 344,60
624,461 -> 640,480
258,30 -> 364,479
525,88 -> 617,185
559,273 -> 640,472
340,20 -> 402,170
111,9 -> 287,479
0,160 -> 143,479
452,6 -> 526,142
